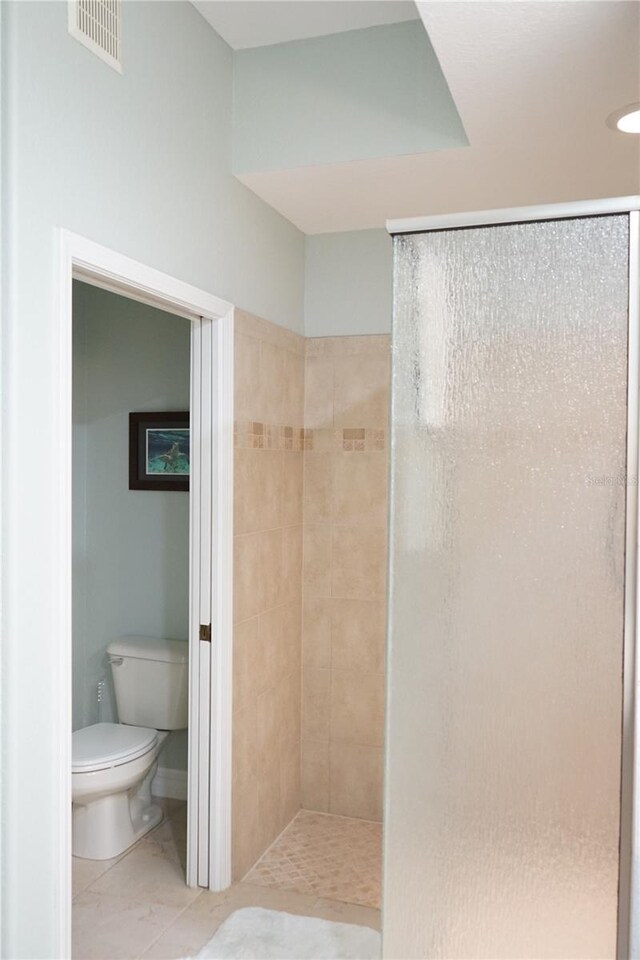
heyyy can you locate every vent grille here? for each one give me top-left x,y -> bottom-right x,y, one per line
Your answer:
68,0 -> 122,73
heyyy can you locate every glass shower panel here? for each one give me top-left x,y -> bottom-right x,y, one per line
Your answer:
384,215 -> 630,959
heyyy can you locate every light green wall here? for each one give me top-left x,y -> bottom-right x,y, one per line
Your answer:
233,20 -> 467,174
1,4 -> 304,954
304,229 -> 392,337
73,282 -> 190,770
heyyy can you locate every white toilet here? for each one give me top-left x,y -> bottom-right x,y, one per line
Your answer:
72,635 -> 188,860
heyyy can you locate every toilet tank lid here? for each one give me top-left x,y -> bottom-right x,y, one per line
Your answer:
107,635 -> 188,663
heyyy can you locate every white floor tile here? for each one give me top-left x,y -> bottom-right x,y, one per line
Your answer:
72,891 -> 179,960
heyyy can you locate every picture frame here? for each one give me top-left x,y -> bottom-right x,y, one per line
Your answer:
129,411 -> 190,491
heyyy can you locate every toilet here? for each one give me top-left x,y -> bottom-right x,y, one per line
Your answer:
72,635 -> 188,860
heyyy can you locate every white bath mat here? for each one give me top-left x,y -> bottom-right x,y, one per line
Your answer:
195,907 -> 381,959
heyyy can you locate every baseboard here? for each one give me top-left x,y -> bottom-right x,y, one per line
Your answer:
152,766 -> 188,801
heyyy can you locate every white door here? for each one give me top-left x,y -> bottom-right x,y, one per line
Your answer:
187,315 -> 234,890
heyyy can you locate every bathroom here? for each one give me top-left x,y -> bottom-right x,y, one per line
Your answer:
72,281 -> 192,879
7,1 -> 626,956
66,206 -> 640,960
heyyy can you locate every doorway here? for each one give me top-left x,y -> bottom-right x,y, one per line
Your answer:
56,231 -> 234,958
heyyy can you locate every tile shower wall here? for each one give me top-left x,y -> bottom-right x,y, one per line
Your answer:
301,336 -> 390,822
232,311 -> 305,880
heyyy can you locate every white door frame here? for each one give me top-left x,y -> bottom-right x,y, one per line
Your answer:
56,230 -> 234,958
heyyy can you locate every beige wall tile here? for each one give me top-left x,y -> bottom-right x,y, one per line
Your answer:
306,335 -> 390,358
302,598 -> 331,670
302,668 -> 330,740
282,600 -> 302,679
282,452 -> 303,526
303,524 -> 332,597
304,451 -> 333,522
257,763 -> 282,853
333,355 -> 390,429
232,313 -> 305,879
236,310 -> 305,357
345,335 -> 389,357
234,449 -> 283,535
234,332 -> 261,423
331,526 -> 387,600
332,452 -> 387,527
300,338 -> 390,819
305,356 -> 334,429
259,341 -> 286,424
282,524 -> 303,604
261,527 -> 285,611
233,702 -> 258,787
301,740 -> 330,812
331,598 -> 385,674
234,528 -> 285,622
281,667 -> 302,747
330,670 -> 384,747
305,337 -> 334,357
233,616 -> 262,715
258,605 -> 287,693
257,684 -> 282,781
232,778 -> 262,880
258,450 -> 284,532
280,738 -> 301,827
234,325 -> 389,847
233,533 -> 263,623
283,349 -> 305,426
329,742 -> 383,821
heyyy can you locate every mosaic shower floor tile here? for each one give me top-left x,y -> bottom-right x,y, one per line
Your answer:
243,810 -> 382,909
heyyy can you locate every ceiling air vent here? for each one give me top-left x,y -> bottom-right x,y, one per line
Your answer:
68,0 -> 122,73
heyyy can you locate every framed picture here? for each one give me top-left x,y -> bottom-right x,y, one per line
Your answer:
129,411 -> 190,491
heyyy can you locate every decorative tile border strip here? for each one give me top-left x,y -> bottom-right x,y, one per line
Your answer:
234,422 -> 386,452
234,421 -> 309,451
340,428 -> 385,452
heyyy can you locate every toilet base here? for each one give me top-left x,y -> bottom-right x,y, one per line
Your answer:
72,758 -> 163,860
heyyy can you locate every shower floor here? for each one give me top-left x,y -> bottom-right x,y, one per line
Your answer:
244,810 -> 382,909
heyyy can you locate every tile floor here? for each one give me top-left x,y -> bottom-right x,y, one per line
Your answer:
245,810 -> 382,909
72,802 -> 381,960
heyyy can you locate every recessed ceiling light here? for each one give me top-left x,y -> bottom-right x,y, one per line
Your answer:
606,102 -> 640,134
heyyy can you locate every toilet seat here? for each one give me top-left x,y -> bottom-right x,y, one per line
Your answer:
72,722 -> 158,773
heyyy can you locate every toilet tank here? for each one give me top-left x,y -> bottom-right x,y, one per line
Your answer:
107,635 -> 188,730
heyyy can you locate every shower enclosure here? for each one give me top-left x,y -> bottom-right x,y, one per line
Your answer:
384,199 -> 640,959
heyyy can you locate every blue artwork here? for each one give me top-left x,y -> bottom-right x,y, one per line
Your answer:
146,428 -> 190,476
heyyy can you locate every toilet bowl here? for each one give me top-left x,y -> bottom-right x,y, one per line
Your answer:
71,635 -> 188,861
72,722 -> 168,860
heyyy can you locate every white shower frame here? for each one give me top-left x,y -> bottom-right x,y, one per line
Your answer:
387,195 -> 640,960
55,230 -> 234,958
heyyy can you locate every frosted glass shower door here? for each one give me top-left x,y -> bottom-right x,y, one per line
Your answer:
385,214 -> 632,959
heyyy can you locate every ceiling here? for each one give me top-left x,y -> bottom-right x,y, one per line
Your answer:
195,1 -> 640,234
193,0 -> 418,50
